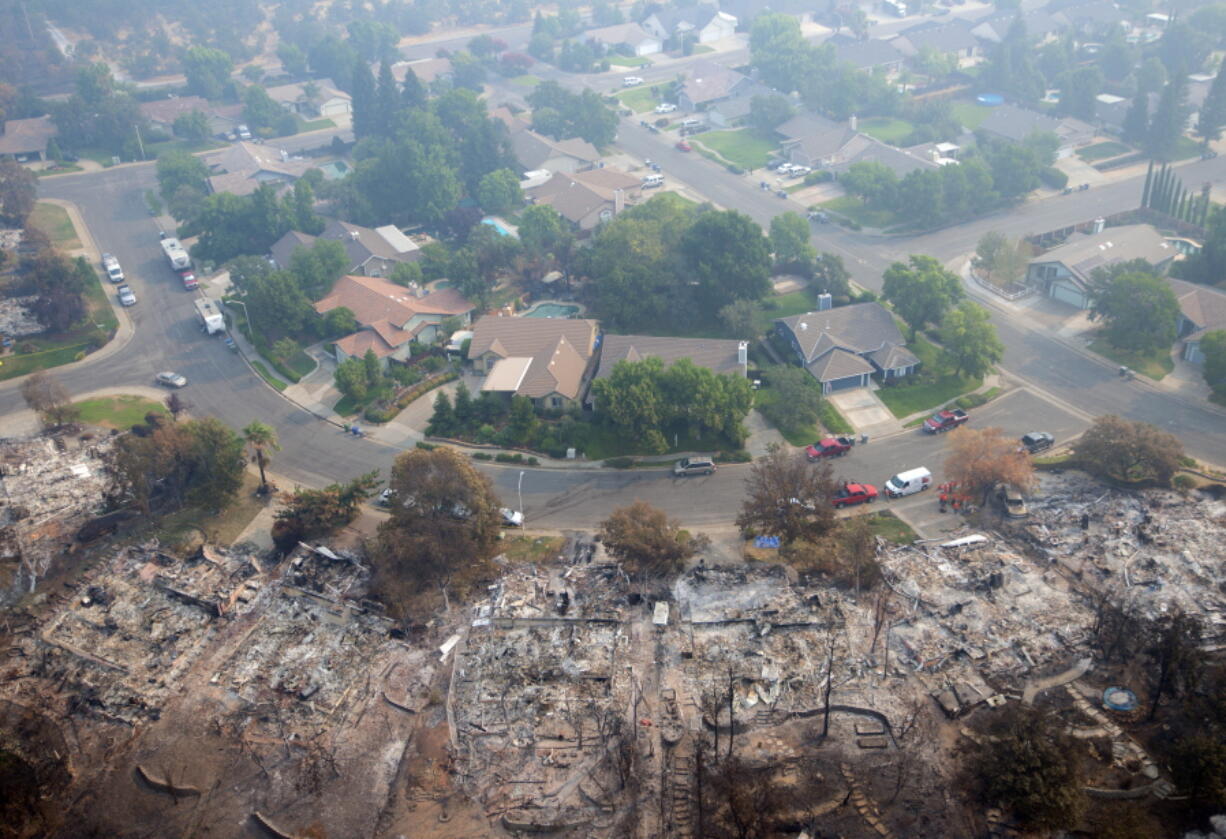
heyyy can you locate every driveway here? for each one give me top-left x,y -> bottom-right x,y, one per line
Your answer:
828,388 -> 897,435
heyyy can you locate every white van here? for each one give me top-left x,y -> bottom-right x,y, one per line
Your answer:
884,467 -> 932,498
680,118 -> 701,129
642,174 -> 664,188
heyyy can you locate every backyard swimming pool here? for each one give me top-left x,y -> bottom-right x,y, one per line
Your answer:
481,217 -> 516,237
524,302 -> 580,318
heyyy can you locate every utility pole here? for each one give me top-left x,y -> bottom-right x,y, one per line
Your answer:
134,123 -> 146,161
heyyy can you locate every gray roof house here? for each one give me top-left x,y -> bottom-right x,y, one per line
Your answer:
0,117 -> 58,161
642,6 -> 737,44
706,81 -> 773,128
1026,223 -> 1179,308
890,20 -> 983,67
977,104 -> 1096,158
971,10 -> 1066,44
510,129 -> 601,173
1169,278 -> 1226,364
677,60 -> 753,111
827,36 -> 907,78
270,219 -> 421,278
585,22 -> 662,56
775,303 -> 919,394
778,113 -> 858,168
589,335 -> 748,405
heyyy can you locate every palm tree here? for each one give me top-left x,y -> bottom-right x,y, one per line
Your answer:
242,421 -> 280,495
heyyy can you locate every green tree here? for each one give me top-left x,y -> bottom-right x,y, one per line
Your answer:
737,446 -> 838,544
1072,415 -> 1184,484
813,252 -> 852,299
1122,90 -> 1150,146
0,157 -> 36,226
591,356 -> 669,453
1148,72 -> 1189,162
156,149 -> 209,205
350,57 -> 377,140
755,365 -> 823,438
749,13 -> 809,92
747,93 -> 794,134
242,84 -> 285,133
506,395 -> 537,445
1058,66 -> 1103,121
183,46 -> 234,99
681,209 -> 771,314
518,203 -> 574,273
1200,329 -> 1226,395
718,299 -> 764,340
1196,60 -> 1226,144
839,161 -> 898,207
475,168 -> 523,214
242,420 -> 279,493
334,357 -> 369,403
1088,270 -> 1180,353
940,302 -> 1002,378
882,255 -> 963,339
172,109 -> 210,140
600,501 -> 704,579
769,211 -> 815,270
290,238 -> 348,300
273,471 -> 380,551
277,42 -> 308,77
184,417 -> 246,511
428,390 -> 455,436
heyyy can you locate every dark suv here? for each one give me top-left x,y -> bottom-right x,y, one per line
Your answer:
674,457 -> 716,477
1021,432 -> 1055,453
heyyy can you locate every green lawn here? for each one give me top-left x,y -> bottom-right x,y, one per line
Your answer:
75,395 -> 167,429
143,138 -> 227,157
858,117 -> 915,145
1077,141 -> 1132,162
300,118 -> 336,131
0,344 -> 89,381
874,333 -> 983,418
37,164 -> 84,177
29,203 -> 80,249
617,86 -> 660,113
697,129 -> 776,170
608,54 -> 652,67
863,511 -> 917,544
691,45 -> 715,55
286,348 -> 317,378
758,290 -> 815,320
951,101 -> 993,130
573,422 -> 733,459
250,360 -> 287,391
333,393 -> 362,416
1173,135 -> 1204,161
1087,337 -> 1173,380
819,195 -> 900,229
819,400 -> 854,435
509,74 -> 542,88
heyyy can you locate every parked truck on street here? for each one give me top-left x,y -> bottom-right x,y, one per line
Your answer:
161,237 -> 191,271
194,297 -> 225,335
923,408 -> 969,433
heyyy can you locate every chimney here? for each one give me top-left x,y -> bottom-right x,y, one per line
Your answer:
929,147 -> 940,161
614,187 -> 624,215
849,114 -> 857,132
737,341 -> 748,367
1092,217 -> 1105,234
817,293 -> 833,311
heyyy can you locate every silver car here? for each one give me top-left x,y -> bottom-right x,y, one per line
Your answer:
156,371 -> 188,388
117,285 -> 136,306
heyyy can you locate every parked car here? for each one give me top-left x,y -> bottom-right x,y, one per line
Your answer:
832,482 -> 878,508
805,436 -> 855,460
996,483 -> 1028,518
884,467 -> 932,498
377,488 -> 397,507
923,408 -> 969,433
499,507 -> 524,527
775,189 -> 788,199
654,102 -> 677,113
237,123 -> 252,140
674,457 -> 716,477
117,285 -> 136,306
102,253 -> 124,283
675,140 -> 692,152
1020,431 -> 1055,453
623,76 -> 644,87
787,165 -> 811,177
156,371 -> 188,388
178,269 -> 198,290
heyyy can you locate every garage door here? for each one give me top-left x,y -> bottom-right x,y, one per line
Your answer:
1049,281 -> 1087,309
827,375 -> 864,392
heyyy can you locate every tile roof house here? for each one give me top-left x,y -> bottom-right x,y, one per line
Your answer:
314,275 -> 473,366
642,6 -> 737,44
510,129 -> 602,174
677,60 -> 753,111
0,117 -> 58,161
467,316 -> 601,409
1167,278 -> 1226,364
585,21 -> 662,56
527,168 -> 641,231
1026,223 -> 1179,309
775,303 -> 919,393
264,78 -> 352,118
270,220 -> 422,278
977,104 -> 1096,158
138,95 -> 213,134
202,141 -> 317,196
588,335 -> 748,405
890,20 -> 983,67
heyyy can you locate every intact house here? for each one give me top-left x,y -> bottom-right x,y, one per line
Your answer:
467,316 -> 601,410
977,104 -> 1095,159
138,95 -> 214,137
826,35 -> 907,80
526,168 -> 641,233
587,335 -> 748,407
390,58 -> 453,87
585,22 -> 662,56
971,10 -> 1066,46
510,129 -> 602,175
270,219 -> 421,278
314,275 -> 473,367
264,79 -> 352,119
705,81 -> 773,128
0,117 -> 57,162
889,20 -> 983,69
641,6 -> 738,45
202,141 -> 317,196
774,303 -> 919,394
777,113 -> 940,178
677,60 -> 753,112
1026,223 -> 1180,309
1168,278 -> 1226,364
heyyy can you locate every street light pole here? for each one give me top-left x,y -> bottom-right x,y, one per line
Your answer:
229,299 -> 257,346
517,470 -> 525,531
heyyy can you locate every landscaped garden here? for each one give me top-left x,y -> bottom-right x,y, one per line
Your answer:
616,86 -> 660,113
818,195 -> 901,230
1076,141 -> 1132,162
1087,336 -> 1173,380
858,117 -> 916,145
696,128 -> 776,170
74,395 -> 168,429
874,333 -> 984,418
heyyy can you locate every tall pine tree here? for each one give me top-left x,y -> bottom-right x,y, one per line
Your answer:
1148,71 -> 1189,162
1122,90 -> 1150,146
1196,61 -> 1226,144
375,59 -> 399,138
350,57 -> 377,140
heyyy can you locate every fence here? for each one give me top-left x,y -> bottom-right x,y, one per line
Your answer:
969,268 -> 1033,302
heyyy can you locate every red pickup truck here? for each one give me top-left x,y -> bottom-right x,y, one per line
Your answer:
832,482 -> 878,508
923,408 -> 969,433
805,436 -> 855,460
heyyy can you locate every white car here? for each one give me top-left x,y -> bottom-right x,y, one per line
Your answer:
654,102 -> 677,114
117,285 -> 136,306
156,371 -> 188,388
500,507 -> 524,527
787,165 -> 812,177
102,253 -> 124,283
622,76 -> 644,87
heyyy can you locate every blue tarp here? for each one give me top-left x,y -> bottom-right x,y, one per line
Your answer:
754,536 -> 781,549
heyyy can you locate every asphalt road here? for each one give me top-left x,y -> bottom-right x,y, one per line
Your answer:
3,49 -> 1222,531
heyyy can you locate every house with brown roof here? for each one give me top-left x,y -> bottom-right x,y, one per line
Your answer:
677,60 -> 752,112
264,79 -> 352,119
202,141 -> 318,196
270,219 -> 421,277
527,168 -> 641,232
510,129 -> 602,174
0,117 -> 58,162
1169,278 -> 1226,364
138,95 -> 213,135
588,335 -> 748,406
775,302 -> 919,393
391,58 -> 453,86
585,21 -> 662,56
315,275 -> 474,367
467,316 -> 601,409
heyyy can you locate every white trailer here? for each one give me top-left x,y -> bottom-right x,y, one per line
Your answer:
161,237 -> 191,271
194,297 -> 226,335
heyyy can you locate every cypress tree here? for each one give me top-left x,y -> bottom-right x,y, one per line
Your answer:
1141,159 -> 1154,208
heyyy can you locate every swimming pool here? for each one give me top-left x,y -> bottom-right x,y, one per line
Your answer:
524,303 -> 580,318
481,217 -> 516,237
